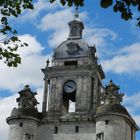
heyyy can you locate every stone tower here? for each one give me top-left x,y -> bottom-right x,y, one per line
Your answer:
7,12 -> 139,140
7,85 -> 40,140
41,16 -> 105,116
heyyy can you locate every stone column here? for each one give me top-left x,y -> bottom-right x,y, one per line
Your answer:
42,79 -> 49,113
90,76 -> 94,113
93,76 -> 98,113
97,82 -> 102,106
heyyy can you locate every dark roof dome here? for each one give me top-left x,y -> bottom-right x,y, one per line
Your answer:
10,108 -> 39,118
7,85 -> 40,120
96,104 -> 131,117
53,39 -> 90,59
96,103 -> 139,131
95,80 -> 139,130
97,81 -> 130,117
6,108 -> 41,124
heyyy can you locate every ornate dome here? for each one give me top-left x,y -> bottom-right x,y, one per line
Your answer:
8,85 -> 40,119
53,39 -> 90,59
53,15 -> 93,59
96,104 -> 131,117
96,80 -> 131,118
10,108 -> 40,118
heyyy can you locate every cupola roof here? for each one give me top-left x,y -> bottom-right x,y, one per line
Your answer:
53,9 -> 91,60
53,39 -> 90,59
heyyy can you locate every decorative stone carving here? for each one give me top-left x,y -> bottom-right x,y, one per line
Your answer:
90,46 -> 96,57
16,85 -> 39,110
101,80 -> 124,104
66,42 -> 83,55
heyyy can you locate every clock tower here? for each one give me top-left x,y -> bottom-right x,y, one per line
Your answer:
7,10 -> 139,140
41,15 -> 105,117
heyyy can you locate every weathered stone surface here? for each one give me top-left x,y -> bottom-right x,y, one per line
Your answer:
7,14 -> 139,140
37,122 -> 96,140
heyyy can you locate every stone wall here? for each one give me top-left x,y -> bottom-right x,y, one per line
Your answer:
8,117 -> 38,140
96,115 -> 133,140
37,122 -> 96,140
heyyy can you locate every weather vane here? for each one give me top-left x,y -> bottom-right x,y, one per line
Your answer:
74,6 -> 79,20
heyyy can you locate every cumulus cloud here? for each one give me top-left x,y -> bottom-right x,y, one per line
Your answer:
17,0 -> 60,22
102,43 -> 140,74
124,92 -> 140,113
84,27 -> 117,47
0,34 -> 51,92
38,8 -> 73,47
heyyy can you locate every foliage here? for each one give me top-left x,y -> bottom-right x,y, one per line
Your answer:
0,0 -> 33,67
50,0 -> 140,27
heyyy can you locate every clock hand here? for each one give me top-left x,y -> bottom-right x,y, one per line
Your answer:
67,85 -> 73,89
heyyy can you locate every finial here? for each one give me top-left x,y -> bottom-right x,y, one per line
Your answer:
74,6 -> 79,20
46,59 -> 50,67
23,85 -> 30,91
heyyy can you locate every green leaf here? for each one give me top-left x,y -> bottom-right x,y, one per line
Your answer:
23,43 -> 28,46
60,0 -> 66,6
131,0 -> 138,6
121,11 -> 132,20
11,36 -> 18,42
49,0 -> 56,3
123,0 -> 131,6
100,0 -> 113,8
138,5 -> 140,11
113,5 -> 119,12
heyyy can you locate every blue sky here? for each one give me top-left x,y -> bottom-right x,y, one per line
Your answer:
0,0 -> 140,139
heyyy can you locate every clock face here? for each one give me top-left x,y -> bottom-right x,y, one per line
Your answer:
63,80 -> 76,93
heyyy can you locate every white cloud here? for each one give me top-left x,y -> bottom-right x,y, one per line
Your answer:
0,34 -> 51,92
18,0 -> 60,22
38,8 -> 72,31
84,27 -> 117,47
38,8 -> 73,48
102,43 -> 140,74
0,94 -> 17,140
124,92 -> 140,113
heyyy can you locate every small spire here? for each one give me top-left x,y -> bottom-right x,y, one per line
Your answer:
74,6 -> 79,20
46,59 -> 50,67
23,85 -> 30,91
68,7 -> 84,39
